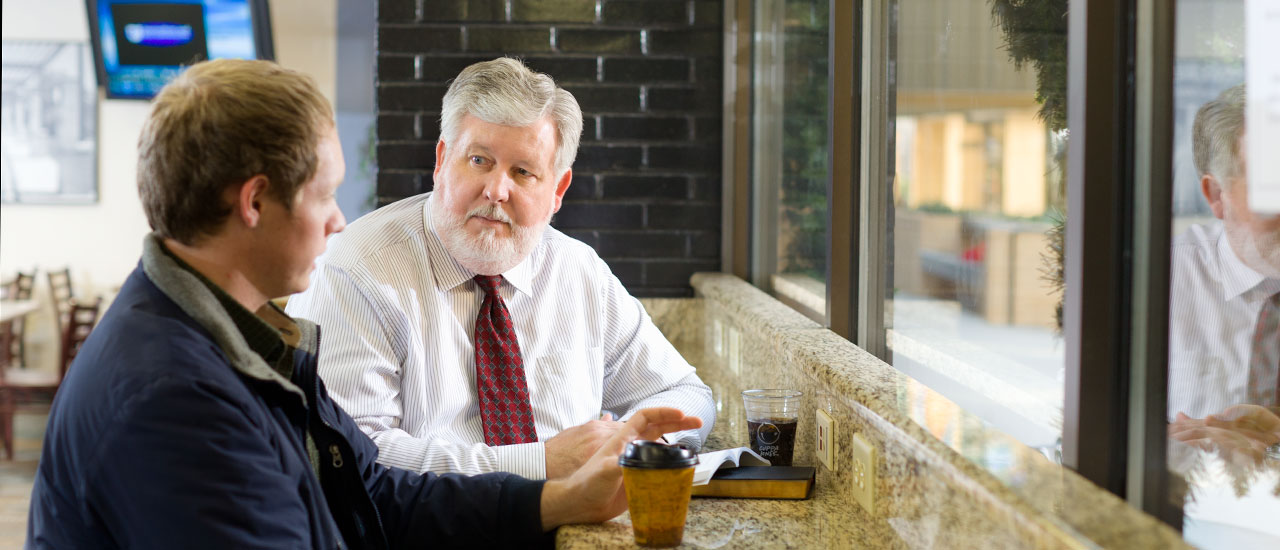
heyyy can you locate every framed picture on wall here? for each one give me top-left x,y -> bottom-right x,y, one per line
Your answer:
1,40 -> 98,204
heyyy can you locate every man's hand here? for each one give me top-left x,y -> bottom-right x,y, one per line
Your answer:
544,414 -> 624,479
539,408 -> 702,530
1169,405 -> 1280,465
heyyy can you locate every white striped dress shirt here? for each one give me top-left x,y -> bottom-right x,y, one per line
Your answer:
285,193 -> 715,479
1168,222 -> 1280,419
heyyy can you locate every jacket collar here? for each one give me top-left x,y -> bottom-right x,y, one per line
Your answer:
140,233 -> 312,405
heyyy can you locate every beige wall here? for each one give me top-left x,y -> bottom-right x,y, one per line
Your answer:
1,0 -> 336,369
0,0 -> 336,289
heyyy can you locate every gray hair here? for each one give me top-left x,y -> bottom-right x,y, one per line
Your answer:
1192,84 -> 1246,184
439,57 -> 583,177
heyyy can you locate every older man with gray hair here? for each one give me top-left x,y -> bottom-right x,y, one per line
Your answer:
1166,84 -> 1280,462
287,57 -> 716,480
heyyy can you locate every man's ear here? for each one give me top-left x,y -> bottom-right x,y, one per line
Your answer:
434,139 -> 447,180
552,168 -> 573,213
234,175 -> 271,228
1201,173 -> 1226,220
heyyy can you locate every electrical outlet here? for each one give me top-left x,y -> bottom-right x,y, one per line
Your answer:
815,409 -> 837,471
850,432 -> 876,514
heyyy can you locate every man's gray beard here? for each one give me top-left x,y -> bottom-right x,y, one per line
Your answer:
431,194 -> 548,276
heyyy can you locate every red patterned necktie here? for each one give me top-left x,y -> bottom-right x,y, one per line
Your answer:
1246,291 -> 1280,407
473,275 -> 537,445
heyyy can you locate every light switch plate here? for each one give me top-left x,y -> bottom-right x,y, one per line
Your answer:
850,432 -> 876,514
815,409 -> 836,471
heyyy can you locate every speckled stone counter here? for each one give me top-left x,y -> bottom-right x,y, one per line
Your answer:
557,278 -> 1189,549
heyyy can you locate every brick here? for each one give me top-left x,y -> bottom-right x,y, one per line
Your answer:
378,84 -> 448,111
522,56 -> 600,82
647,87 -> 696,111
414,55 -> 493,80
377,113 -> 418,140
692,1 -> 722,26
693,57 -> 722,83
377,54 -> 417,81
601,175 -> 687,199
416,113 -> 441,142
376,172 -> 423,197
553,202 -> 644,229
645,260 -> 720,286
603,58 -> 689,83
579,116 -> 600,141
647,144 -> 720,171
420,0 -> 506,22
689,231 -> 720,257
649,30 -> 720,56
602,259 -> 644,287
557,29 -> 641,54
691,176 -> 722,201
574,145 -> 643,170
694,116 -> 720,140
563,85 -> 641,112
378,0 -> 416,23
595,231 -> 686,258
467,27 -> 553,52
379,26 -> 461,53
561,229 -> 599,248
377,143 -> 437,170
563,174 -> 598,200
511,0 -> 596,22
646,203 -> 720,229
601,0 -> 689,25
601,116 -> 688,140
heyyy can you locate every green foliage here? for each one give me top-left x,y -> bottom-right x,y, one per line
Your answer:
989,0 -> 1069,133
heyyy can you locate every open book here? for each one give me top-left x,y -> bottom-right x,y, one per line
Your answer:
692,447 -> 771,486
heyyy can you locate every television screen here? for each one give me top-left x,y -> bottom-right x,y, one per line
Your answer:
85,0 -> 273,99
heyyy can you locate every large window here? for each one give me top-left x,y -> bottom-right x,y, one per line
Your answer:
884,0 -> 1067,453
749,0 -> 830,318
1163,0 -> 1280,544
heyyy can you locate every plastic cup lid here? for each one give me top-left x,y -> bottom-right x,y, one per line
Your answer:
618,440 -> 699,469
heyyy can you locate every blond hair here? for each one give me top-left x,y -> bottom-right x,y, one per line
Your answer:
138,59 -> 333,244
439,57 -> 582,177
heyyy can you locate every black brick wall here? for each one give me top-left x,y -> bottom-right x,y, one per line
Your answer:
375,0 -> 723,297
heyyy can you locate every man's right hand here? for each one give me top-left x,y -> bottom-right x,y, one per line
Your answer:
538,408 -> 703,530
544,414 -> 624,479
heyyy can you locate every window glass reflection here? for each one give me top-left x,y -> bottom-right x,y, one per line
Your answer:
1167,0 -> 1280,545
886,0 -> 1067,455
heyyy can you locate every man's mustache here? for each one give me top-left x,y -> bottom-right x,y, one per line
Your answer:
467,204 -> 512,225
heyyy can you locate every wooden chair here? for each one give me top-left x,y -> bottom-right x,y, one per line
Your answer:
1,299 -> 99,459
47,268 -> 74,335
0,270 -> 36,369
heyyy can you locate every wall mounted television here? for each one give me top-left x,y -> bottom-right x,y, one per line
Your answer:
85,0 -> 274,100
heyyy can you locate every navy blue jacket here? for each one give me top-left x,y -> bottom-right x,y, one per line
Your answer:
28,238 -> 550,549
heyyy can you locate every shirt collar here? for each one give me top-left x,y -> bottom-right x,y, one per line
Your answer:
1215,229 -> 1275,301
422,192 -> 535,296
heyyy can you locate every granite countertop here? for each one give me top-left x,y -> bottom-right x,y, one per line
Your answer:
555,427 -> 900,549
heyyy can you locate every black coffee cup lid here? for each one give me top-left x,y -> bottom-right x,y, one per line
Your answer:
618,440 -> 699,469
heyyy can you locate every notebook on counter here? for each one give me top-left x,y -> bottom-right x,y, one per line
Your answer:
689,448 -> 815,500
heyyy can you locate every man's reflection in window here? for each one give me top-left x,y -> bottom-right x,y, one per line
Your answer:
1168,84 -> 1280,471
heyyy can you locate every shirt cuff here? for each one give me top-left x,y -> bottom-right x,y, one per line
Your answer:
492,441 -> 547,480
667,429 -> 704,451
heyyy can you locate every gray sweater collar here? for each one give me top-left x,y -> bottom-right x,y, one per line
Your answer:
140,233 -> 313,404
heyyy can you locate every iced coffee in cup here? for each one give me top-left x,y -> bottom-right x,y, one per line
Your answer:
619,440 -> 699,547
742,389 -> 803,466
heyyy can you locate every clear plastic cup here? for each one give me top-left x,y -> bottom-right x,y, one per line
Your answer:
741,389 -> 803,466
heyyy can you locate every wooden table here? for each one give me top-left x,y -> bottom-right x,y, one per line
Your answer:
0,300 -> 38,324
